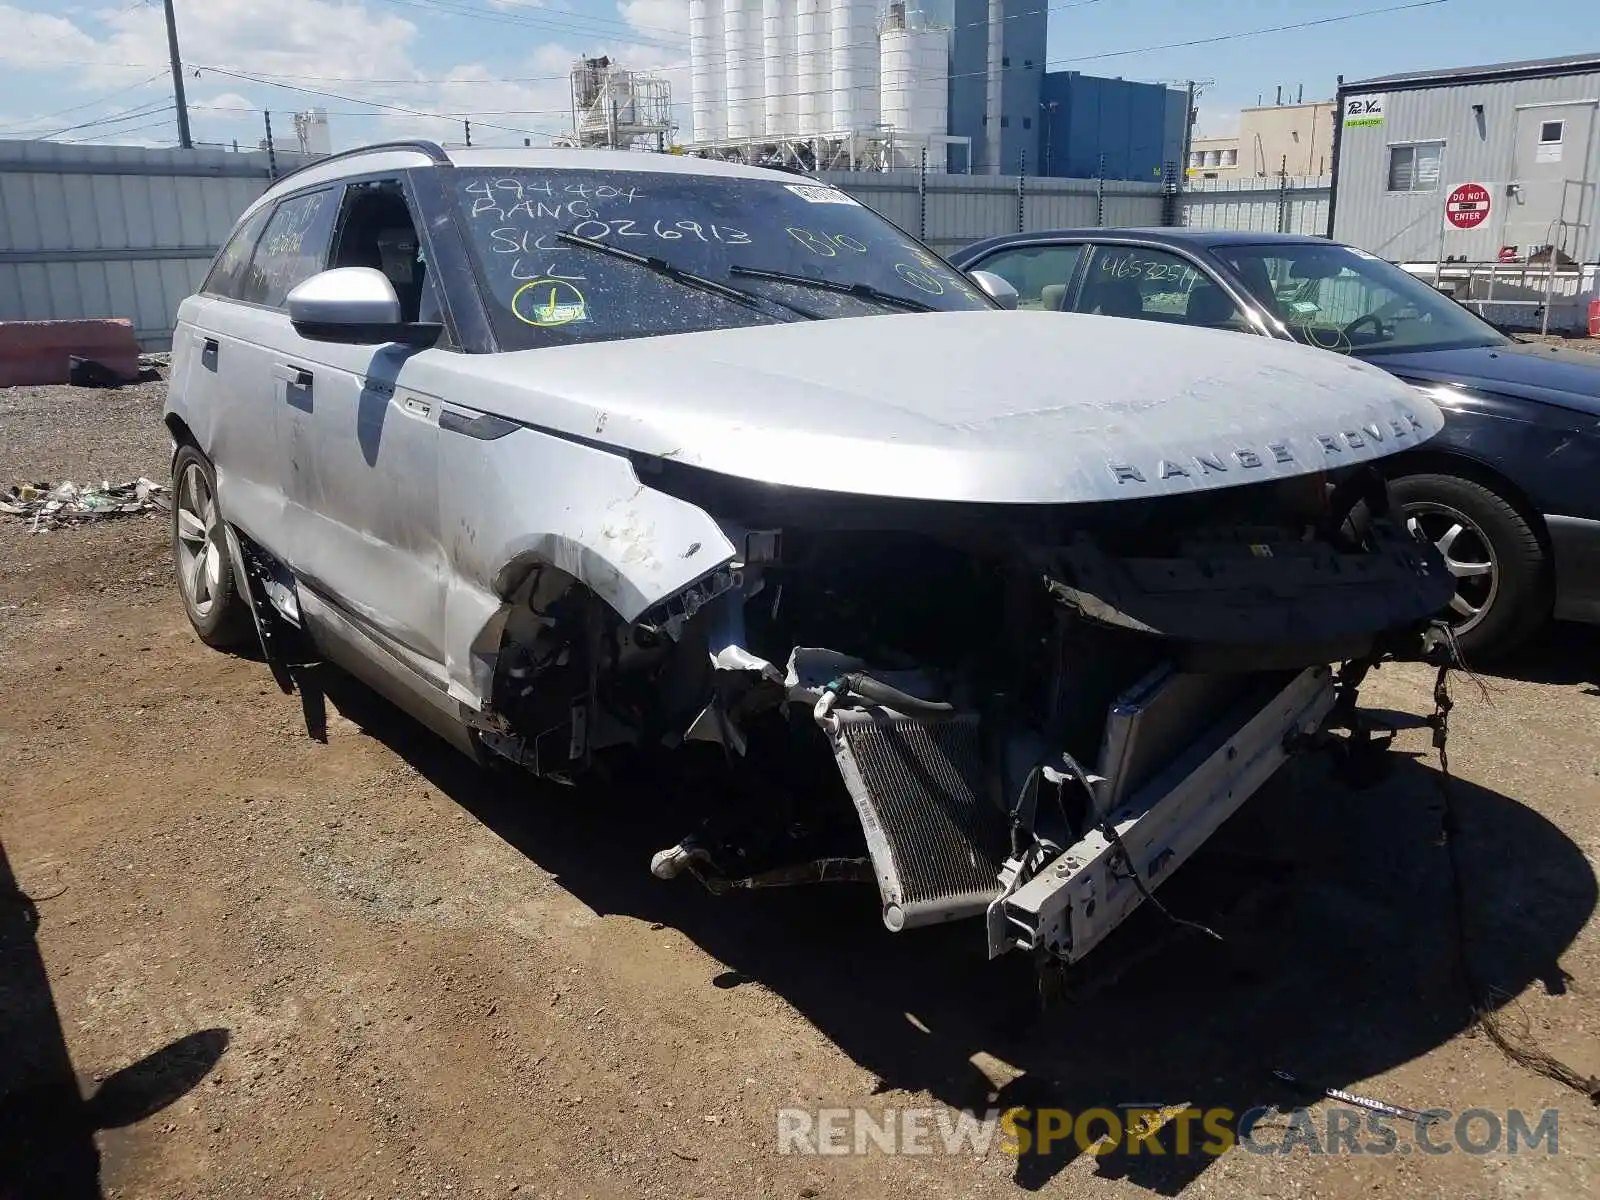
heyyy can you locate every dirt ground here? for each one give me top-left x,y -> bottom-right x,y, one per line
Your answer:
2,381 -> 1599,1200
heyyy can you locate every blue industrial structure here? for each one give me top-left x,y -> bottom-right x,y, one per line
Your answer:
1038,73 -> 1187,182
947,0 -> 1184,179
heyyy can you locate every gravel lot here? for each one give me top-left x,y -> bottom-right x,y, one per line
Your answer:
2,379 -> 1598,1200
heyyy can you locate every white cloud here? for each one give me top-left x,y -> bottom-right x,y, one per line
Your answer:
0,0 -> 696,150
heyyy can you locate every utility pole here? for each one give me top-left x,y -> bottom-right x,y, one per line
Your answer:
161,0 -> 192,149
464,119 -> 472,147
1181,80 -> 1197,188
263,111 -> 277,179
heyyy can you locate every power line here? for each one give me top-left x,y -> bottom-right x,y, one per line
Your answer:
42,101 -> 175,141
59,116 -> 177,145
0,70 -> 168,133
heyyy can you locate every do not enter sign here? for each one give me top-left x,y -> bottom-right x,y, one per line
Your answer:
1446,183 -> 1492,230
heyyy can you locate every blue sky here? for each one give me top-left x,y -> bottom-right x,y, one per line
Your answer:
0,0 -> 1592,151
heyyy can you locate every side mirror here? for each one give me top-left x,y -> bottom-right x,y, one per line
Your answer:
287,268 -> 440,347
968,269 -> 1019,310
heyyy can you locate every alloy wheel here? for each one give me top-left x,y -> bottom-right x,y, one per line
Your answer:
175,461 -> 223,619
1405,502 -> 1497,633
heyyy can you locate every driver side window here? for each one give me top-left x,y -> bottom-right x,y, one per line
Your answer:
329,180 -> 429,324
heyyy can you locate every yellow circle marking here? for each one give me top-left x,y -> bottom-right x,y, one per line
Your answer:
512,278 -> 588,327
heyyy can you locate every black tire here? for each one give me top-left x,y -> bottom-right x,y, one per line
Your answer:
171,443 -> 256,651
1389,472 -> 1551,661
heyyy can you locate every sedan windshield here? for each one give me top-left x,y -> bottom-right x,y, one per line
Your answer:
453,168 -> 991,348
1212,242 -> 1509,356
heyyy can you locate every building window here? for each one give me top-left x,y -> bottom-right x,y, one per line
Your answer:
1204,149 -> 1221,167
1024,60 -> 1033,69
1540,120 -> 1564,144
1022,117 -> 1031,130
1002,56 -> 1010,68
1221,148 -> 1237,166
1189,151 -> 1202,168
1001,116 -> 1010,128
1387,141 -> 1444,192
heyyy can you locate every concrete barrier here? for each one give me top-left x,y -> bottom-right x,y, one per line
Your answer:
0,318 -> 141,388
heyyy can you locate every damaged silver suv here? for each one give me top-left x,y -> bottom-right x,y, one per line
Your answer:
166,143 -> 1455,967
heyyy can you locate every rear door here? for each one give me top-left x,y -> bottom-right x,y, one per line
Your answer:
1071,243 -> 1255,333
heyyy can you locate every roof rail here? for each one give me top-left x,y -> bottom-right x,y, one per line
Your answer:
265,139 -> 451,188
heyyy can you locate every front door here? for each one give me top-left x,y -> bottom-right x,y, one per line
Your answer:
266,178 -> 449,676
1505,103 -> 1596,262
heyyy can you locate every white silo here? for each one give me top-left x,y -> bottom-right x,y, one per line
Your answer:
794,0 -> 828,136
762,0 -> 791,137
689,0 -> 728,142
879,7 -> 948,168
724,0 -> 763,140
829,0 -> 880,134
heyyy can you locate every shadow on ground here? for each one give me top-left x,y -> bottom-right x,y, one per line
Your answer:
317,669 -> 1596,1194
1479,621 -> 1600,692
0,841 -> 229,1200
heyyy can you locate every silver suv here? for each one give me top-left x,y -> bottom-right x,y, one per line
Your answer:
166,142 -> 1453,966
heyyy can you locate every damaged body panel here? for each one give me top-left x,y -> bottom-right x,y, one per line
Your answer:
166,145 -> 1458,970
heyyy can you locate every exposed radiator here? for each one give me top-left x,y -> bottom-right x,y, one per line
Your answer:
826,710 -> 1009,931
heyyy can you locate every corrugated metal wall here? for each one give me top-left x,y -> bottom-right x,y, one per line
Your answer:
817,169 -> 1168,253
0,140 -> 313,349
1182,175 -> 1332,236
818,169 -> 1331,248
1333,69 -> 1600,263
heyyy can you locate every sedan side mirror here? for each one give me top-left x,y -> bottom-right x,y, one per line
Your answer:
968,269 -> 1019,310
287,267 -> 441,347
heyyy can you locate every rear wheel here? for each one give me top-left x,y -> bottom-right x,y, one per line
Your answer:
1388,473 -> 1550,660
172,443 -> 255,650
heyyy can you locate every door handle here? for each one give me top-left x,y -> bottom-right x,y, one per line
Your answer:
272,363 -> 313,389
197,334 -> 219,370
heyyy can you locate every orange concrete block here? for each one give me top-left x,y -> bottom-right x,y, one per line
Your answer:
0,318 -> 141,387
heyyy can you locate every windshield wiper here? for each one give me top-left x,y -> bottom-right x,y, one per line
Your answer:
727,265 -> 938,313
555,231 -> 817,319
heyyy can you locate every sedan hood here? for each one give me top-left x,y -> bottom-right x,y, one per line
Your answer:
463,311 -> 1443,505
1370,341 -> 1600,421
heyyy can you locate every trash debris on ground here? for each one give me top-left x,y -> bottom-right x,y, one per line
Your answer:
0,478 -> 168,531
1272,1069 -> 1439,1123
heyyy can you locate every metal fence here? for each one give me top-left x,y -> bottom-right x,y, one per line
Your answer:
0,139 -> 312,349
1181,175 -> 1332,237
0,142 -> 1337,349
818,168 -> 1333,249
816,169 -> 1168,253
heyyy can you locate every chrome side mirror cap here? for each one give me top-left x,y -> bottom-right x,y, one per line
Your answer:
287,268 -> 440,347
968,269 -> 1020,310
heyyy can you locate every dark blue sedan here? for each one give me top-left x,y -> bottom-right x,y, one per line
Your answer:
951,228 -> 1600,660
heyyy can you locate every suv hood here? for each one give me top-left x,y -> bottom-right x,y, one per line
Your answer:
461,311 -> 1443,505
1367,341 -> 1600,420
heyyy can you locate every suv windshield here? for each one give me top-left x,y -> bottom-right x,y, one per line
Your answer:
1213,242 -> 1509,356
453,168 -> 991,348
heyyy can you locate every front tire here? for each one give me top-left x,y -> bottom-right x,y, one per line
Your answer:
171,443 -> 255,651
1389,473 -> 1550,660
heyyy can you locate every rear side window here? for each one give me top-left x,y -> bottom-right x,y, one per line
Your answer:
201,207 -> 270,300
970,244 -> 1083,310
238,189 -> 340,308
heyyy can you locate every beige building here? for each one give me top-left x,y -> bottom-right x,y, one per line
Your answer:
1189,100 -> 1337,179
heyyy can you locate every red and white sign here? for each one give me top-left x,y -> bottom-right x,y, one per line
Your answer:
1445,183 -> 1492,230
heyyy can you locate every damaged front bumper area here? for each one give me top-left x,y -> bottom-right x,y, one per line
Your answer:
487,469 -> 1455,966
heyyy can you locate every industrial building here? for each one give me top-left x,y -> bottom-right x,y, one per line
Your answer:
1331,52 -> 1599,267
685,0 -> 1182,178
1190,99 -> 1337,179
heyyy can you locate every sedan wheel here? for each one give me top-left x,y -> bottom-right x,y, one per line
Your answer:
171,443 -> 255,650
1405,503 -> 1497,632
1389,473 -> 1551,661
